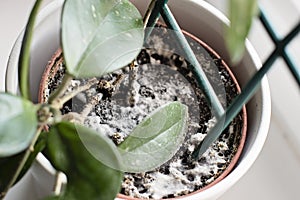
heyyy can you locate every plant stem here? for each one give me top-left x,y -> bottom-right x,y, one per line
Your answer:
2,126 -> 43,197
128,65 -> 138,107
48,73 -> 74,104
62,93 -> 102,124
80,95 -> 101,118
18,0 -> 43,100
51,78 -> 99,110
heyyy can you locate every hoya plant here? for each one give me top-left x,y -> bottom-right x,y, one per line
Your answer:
0,0 -> 257,199
0,0 -> 188,199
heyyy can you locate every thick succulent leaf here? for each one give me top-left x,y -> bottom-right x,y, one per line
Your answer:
62,0 -> 144,78
118,102 -> 188,173
226,0 -> 258,64
0,93 -> 38,157
0,132 -> 46,194
45,122 -> 123,200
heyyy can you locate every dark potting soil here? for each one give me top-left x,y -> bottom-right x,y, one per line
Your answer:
41,25 -> 244,199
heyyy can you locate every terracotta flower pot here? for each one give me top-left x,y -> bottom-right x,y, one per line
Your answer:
5,0 -> 271,199
38,24 -> 247,199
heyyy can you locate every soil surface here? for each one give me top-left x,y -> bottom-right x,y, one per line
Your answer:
41,25 -> 245,199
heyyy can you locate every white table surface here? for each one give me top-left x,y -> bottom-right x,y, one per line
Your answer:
1,0 -> 299,199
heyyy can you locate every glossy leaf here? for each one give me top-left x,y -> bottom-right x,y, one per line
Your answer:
118,102 -> 188,172
226,0 -> 258,64
62,0 -> 144,78
45,122 -> 123,200
0,93 -> 38,157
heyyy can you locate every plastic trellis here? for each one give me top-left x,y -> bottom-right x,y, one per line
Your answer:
259,11 -> 300,85
145,0 -> 300,158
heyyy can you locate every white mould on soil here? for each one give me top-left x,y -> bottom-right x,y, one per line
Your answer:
43,25 -> 244,199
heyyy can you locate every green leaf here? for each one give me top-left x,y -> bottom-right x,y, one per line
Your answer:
226,0 -> 258,64
0,132 -> 46,194
118,102 -> 188,173
45,122 -> 123,200
62,0 -> 144,78
0,93 -> 38,157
